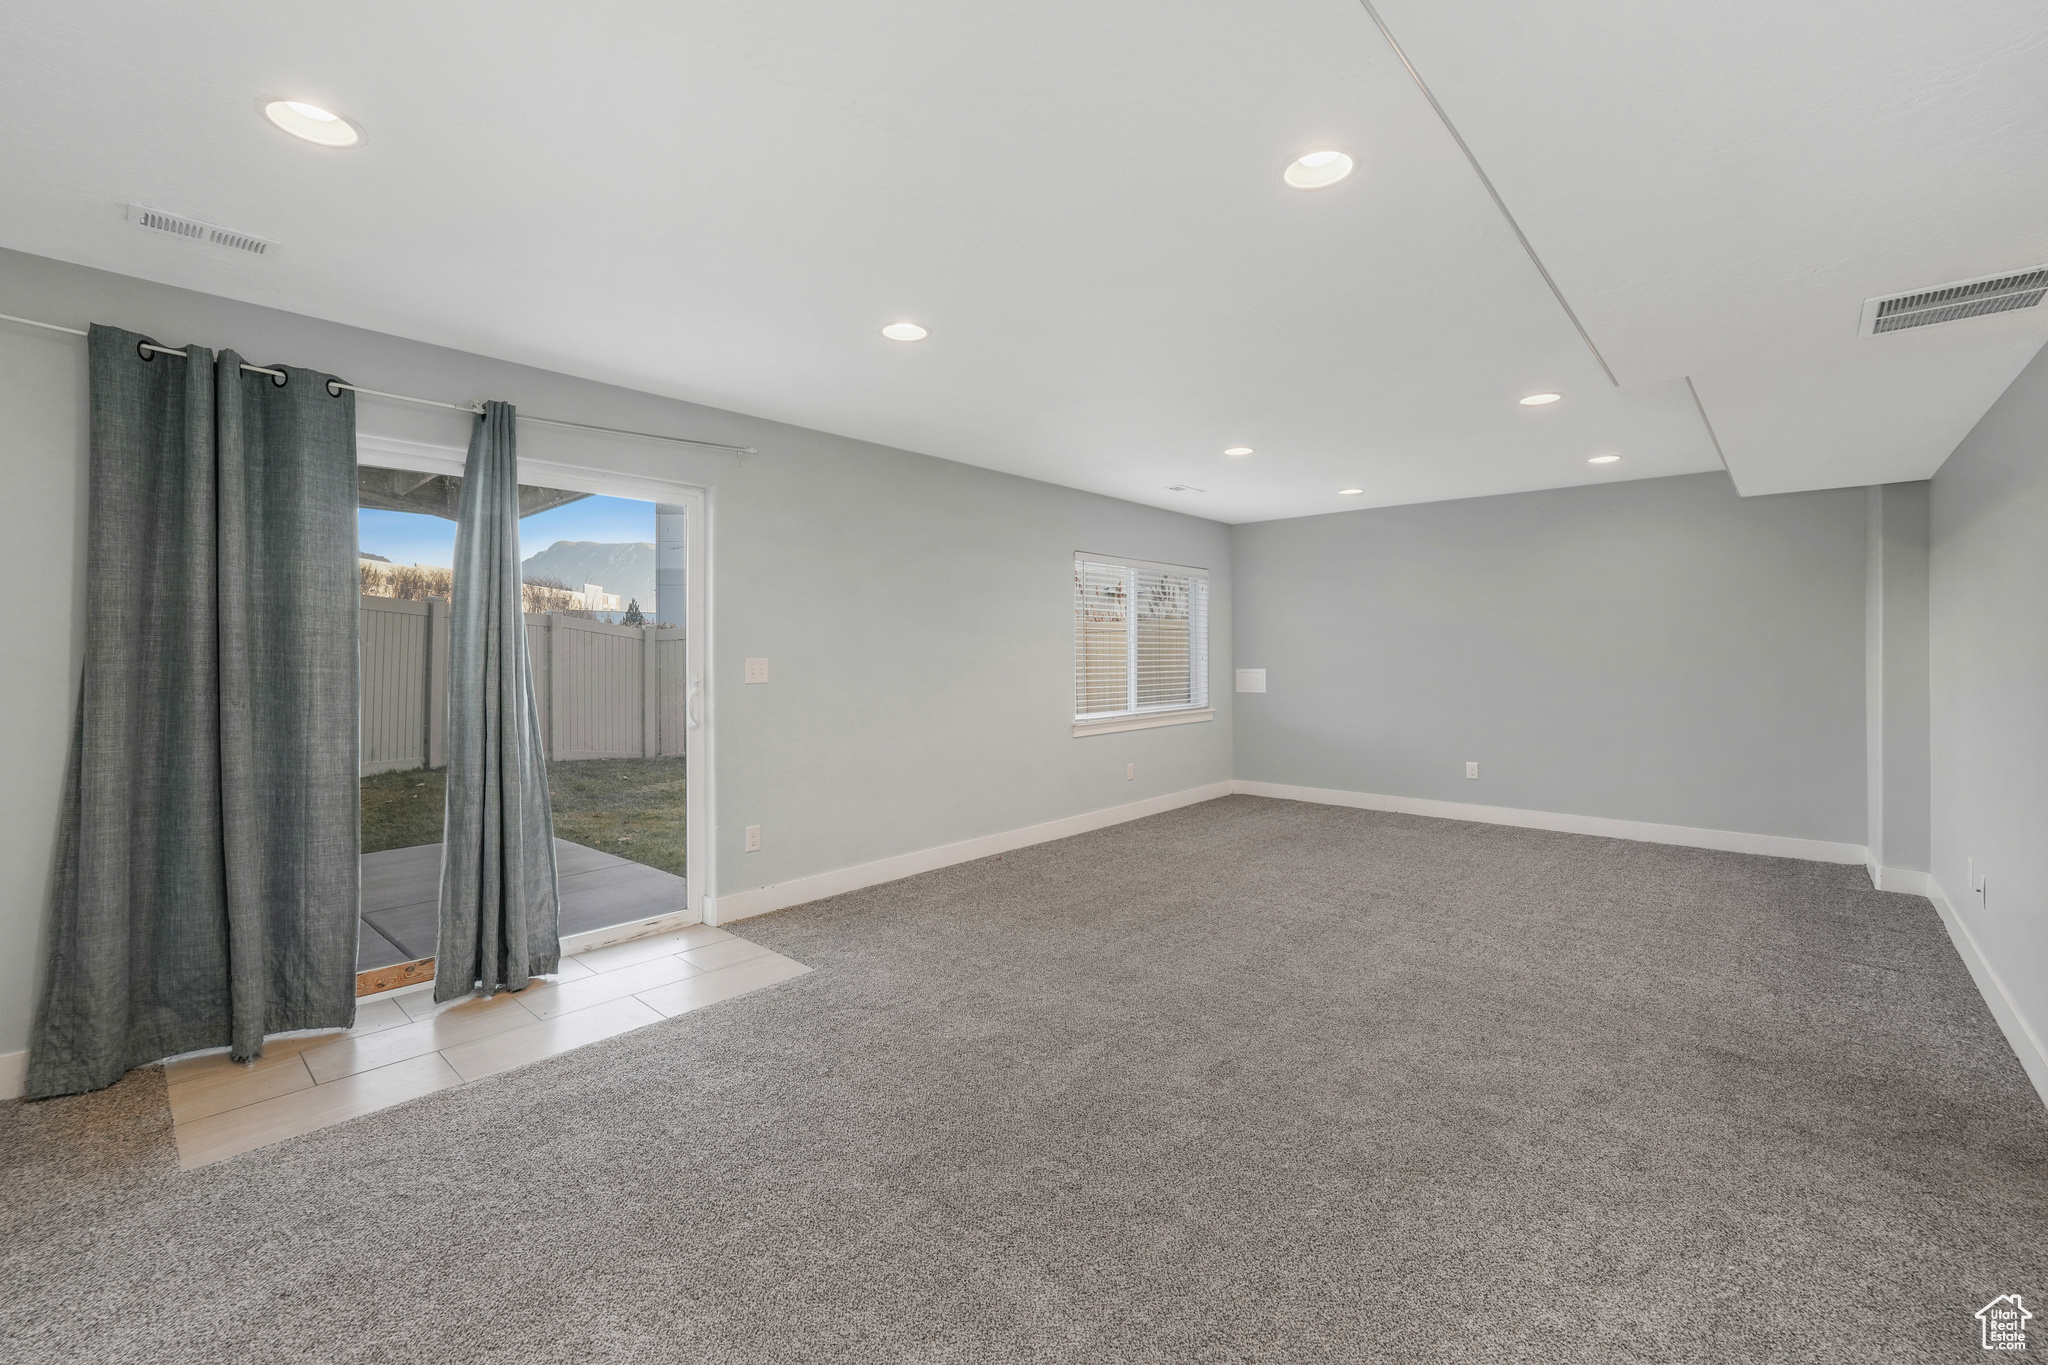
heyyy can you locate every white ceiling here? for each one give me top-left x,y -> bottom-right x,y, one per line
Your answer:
0,0 -> 2042,521
1374,0 -> 2048,496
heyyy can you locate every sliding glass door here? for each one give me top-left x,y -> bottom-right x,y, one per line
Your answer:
355,470 -> 699,987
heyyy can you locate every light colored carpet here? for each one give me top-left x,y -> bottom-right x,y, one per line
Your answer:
3,794 -> 2044,1362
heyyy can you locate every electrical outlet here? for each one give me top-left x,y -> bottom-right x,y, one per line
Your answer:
744,824 -> 761,852
1466,761 -> 1479,779
1126,763 -> 1135,781
744,658 -> 769,685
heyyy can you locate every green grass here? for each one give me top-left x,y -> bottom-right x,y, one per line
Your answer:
545,757 -> 688,878
361,767 -> 447,854
361,757 -> 686,878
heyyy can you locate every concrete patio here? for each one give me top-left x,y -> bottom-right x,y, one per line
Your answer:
357,840 -> 689,970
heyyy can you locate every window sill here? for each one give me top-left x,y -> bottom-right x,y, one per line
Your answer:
1072,708 -> 1214,738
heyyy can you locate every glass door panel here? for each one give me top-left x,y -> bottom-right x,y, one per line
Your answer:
356,470 -> 689,987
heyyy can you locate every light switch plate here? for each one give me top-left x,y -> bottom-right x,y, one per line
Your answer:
744,658 -> 768,684
1235,668 -> 1266,693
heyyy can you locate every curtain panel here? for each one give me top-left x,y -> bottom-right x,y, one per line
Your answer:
434,401 -> 561,1001
27,325 -> 361,1099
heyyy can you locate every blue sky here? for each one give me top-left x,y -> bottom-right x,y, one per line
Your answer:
358,493 -> 656,568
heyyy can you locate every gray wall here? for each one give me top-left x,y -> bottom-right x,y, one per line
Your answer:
0,248 -> 1232,1061
0,286 -> 87,1077
1865,482 -> 1931,875
1929,340 -> 2048,1096
1230,472 -> 1867,841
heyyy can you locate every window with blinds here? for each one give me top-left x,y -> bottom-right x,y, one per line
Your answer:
1074,556 -> 1209,723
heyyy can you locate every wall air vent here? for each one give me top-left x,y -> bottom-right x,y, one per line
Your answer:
1859,266 -> 2048,336
126,202 -> 277,257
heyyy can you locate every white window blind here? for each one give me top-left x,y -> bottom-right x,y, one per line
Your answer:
1074,556 -> 1209,722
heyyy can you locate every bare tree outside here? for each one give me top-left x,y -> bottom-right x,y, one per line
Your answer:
361,561 -> 597,619
520,574 -> 594,618
361,561 -> 454,601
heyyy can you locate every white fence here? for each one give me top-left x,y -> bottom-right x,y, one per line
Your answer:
361,595 -> 685,775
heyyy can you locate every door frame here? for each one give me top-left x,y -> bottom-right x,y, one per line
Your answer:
357,434 -> 714,924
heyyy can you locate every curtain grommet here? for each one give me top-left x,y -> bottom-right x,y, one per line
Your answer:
135,338 -> 159,363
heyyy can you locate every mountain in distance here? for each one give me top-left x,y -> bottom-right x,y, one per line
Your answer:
519,540 -> 658,620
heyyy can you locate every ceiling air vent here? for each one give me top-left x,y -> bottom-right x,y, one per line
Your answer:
126,202 -> 278,257
1859,266 -> 2048,336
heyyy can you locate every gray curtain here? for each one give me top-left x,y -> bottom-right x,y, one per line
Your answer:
27,325 -> 360,1099
435,402 -> 560,1001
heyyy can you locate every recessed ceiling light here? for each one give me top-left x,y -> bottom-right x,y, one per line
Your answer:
881,322 -> 928,342
1223,447 -> 1254,457
1588,454 -> 1621,464
1337,488 -> 1365,496
258,97 -> 364,148
1519,392 -> 1562,406
1284,150 -> 1354,190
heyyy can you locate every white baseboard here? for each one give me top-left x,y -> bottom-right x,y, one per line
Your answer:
1926,877 -> 2048,1110
705,780 -> 1235,924
0,1048 -> 23,1102
1232,780 -> 1870,865
1866,862 -> 1936,897
705,779 -> 1866,926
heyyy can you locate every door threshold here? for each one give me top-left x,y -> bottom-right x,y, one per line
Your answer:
561,909 -> 701,958
354,910 -> 703,1006
356,957 -> 434,998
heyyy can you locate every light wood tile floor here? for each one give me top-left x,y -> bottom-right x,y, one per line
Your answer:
166,924 -> 809,1169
